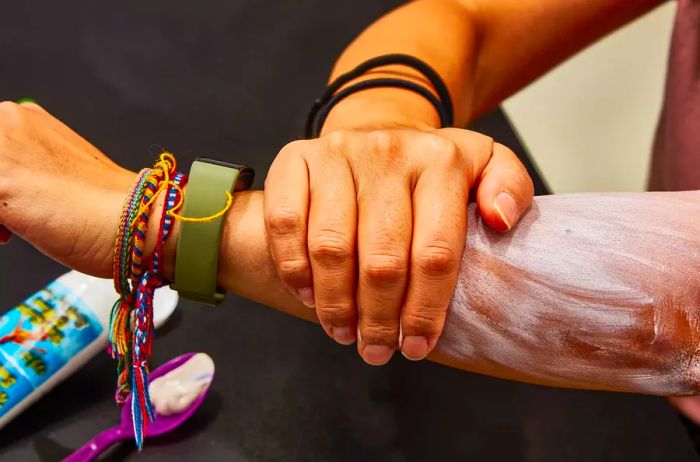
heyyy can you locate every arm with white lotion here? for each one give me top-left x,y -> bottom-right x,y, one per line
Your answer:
156,189 -> 700,395
438,191 -> 700,394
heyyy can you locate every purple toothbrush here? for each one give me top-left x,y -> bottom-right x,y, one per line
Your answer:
63,352 -> 213,462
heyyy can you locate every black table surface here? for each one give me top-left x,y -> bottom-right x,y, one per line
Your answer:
0,1 -> 697,461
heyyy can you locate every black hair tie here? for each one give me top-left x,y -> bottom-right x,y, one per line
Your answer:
305,54 -> 454,138
314,78 -> 448,138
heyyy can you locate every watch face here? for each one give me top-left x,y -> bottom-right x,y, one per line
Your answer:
194,157 -> 255,191
234,168 -> 255,191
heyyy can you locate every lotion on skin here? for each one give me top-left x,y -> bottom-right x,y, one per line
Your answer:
0,271 -> 178,429
436,191 -> 700,395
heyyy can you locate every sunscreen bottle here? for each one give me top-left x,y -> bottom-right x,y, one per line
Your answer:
0,270 -> 178,428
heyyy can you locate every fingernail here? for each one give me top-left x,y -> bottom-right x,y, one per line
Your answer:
16,97 -> 37,104
363,344 -> 394,366
493,192 -> 518,230
331,326 -> 356,345
296,287 -> 315,308
401,336 -> 429,361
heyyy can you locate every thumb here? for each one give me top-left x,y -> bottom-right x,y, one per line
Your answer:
433,129 -> 534,233
475,142 -> 534,232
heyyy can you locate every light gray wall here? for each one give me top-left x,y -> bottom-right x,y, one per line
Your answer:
504,3 -> 676,193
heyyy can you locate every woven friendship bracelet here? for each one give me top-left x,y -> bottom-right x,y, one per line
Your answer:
109,152 -> 247,450
109,154 -> 186,449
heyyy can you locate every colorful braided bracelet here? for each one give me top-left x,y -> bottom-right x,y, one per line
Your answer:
109,154 -> 186,450
109,152 -> 240,450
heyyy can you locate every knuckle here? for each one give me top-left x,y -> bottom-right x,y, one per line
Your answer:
425,133 -> 456,155
493,141 -> 516,157
503,166 -> 529,183
277,139 -> 308,158
276,258 -> 310,281
496,160 -> 534,197
309,230 -> 354,266
317,301 -> 355,324
361,322 -> 399,345
506,159 -> 536,193
323,130 -> 349,153
466,130 -> 495,152
266,208 -> 303,236
424,134 -> 461,167
365,129 -> 400,154
402,310 -> 445,336
436,128 -> 495,152
477,133 -> 495,149
413,243 -> 460,276
362,253 -> 407,286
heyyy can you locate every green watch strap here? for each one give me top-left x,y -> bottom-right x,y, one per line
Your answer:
173,157 -> 254,305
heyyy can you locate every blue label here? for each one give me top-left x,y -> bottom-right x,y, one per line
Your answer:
0,281 -> 103,415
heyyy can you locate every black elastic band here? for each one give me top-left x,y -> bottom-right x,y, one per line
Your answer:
305,54 -> 454,138
313,78 -> 448,137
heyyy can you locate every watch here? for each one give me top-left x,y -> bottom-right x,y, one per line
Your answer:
173,157 -> 254,305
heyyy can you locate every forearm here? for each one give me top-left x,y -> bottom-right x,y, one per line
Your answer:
322,0 -> 665,132
435,191 -> 700,395
323,0 -> 478,131
199,190 -> 700,395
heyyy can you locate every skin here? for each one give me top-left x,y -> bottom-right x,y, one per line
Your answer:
264,0 -> 667,365
441,192 -> 700,394
0,102 -> 699,396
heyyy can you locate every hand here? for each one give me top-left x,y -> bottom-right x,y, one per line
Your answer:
264,127 -> 534,365
0,101 -> 135,276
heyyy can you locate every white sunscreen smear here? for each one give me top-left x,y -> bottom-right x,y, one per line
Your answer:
149,353 -> 215,416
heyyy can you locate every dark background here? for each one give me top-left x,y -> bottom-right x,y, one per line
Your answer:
0,1 -> 696,461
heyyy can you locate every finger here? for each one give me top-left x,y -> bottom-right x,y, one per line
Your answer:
356,147 -> 412,364
434,127 -> 495,173
264,141 -> 314,307
0,225 -> 11,244
307,152 -> 358,346
475,143 -> 534,232
434,130 -> 533,232
401,156 -> 468,360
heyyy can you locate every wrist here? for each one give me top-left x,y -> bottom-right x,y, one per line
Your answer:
320,80 -> 441,135
144,189 -> 264,300
216,190 -> 316,321
143,187 -> 315,321
144,187 -> 308,317
142,185 -> 182,282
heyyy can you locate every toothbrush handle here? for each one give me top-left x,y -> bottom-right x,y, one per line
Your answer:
63,425 -> 129,462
